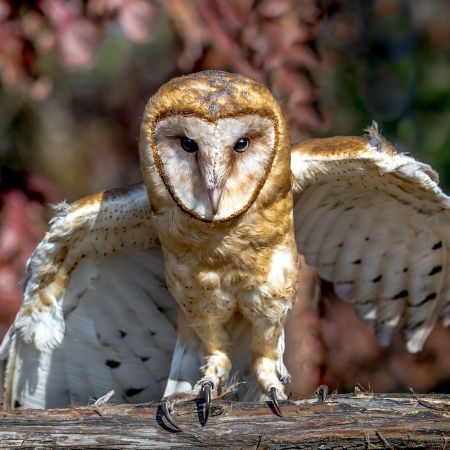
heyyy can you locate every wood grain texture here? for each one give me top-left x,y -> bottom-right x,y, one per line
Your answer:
0,393 -> 449,448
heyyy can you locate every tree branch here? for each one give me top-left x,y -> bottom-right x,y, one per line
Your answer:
0,393 -> 449,448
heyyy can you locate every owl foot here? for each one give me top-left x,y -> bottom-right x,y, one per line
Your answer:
316,384 -> 329,404
159,379 -> 215,431
269,386 -> 283,417
160,399 -> 182,431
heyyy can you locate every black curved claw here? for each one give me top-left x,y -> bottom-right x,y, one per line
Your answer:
161,401 -> 182,431
316,384 -> 329,404
201,381 -> 213,425
269,387 -> 283,417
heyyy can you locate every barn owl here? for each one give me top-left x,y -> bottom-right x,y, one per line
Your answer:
1,71 -> 449,430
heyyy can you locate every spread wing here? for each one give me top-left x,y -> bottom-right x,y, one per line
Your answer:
291,125 -> 450,353
0,183 -> 178,409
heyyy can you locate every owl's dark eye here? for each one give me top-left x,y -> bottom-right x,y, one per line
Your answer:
234,137 -> 250,153
180,136 -> 199,153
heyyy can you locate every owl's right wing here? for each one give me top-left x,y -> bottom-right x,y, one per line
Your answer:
0,183 -> 179,409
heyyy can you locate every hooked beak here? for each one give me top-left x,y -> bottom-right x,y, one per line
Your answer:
208,187 -> 222,215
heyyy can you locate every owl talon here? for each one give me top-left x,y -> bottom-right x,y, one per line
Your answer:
269,386 -> 283,417
160,401 -> 182,431
316,384 -> 329,404
201,380 -> 214,425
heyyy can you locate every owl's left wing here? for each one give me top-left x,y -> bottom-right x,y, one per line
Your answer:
290,126 -> 450,353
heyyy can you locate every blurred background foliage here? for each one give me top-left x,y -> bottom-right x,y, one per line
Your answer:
0,0 -> 449,390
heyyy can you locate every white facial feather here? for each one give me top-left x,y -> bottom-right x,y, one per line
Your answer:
154,114 -> 275,220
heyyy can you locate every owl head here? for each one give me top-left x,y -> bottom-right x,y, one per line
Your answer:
140,71 -> 291,223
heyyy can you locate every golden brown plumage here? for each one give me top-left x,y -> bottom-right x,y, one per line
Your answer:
140,72 -> 298,403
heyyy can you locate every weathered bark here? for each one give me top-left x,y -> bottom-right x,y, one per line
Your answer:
0,393 -> 448,449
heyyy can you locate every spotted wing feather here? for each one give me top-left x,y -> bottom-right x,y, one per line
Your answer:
291,127 -> 450,352
0,183 -> 178,408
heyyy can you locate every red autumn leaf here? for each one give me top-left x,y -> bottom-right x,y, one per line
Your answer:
58,18 -> 100,69
119,0 -> 159,44
256,0 -> 294,19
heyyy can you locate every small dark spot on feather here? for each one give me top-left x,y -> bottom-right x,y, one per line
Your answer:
412,292 -> 437,307
125,387 -> 145,397
157,306 -> 165,313
432,241 -> 442,250
106,360 -> 121,369
428,266 -> 442,276
14,400 -> 21,408
392,290 -> 408,300
372,274 -> 382,283
352,259 -> 361,265
119,330 -> 127,338
140,356 -> 150,362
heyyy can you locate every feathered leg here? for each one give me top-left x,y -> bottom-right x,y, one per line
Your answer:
160,311 -> 233,429
249,317 -> 287,415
